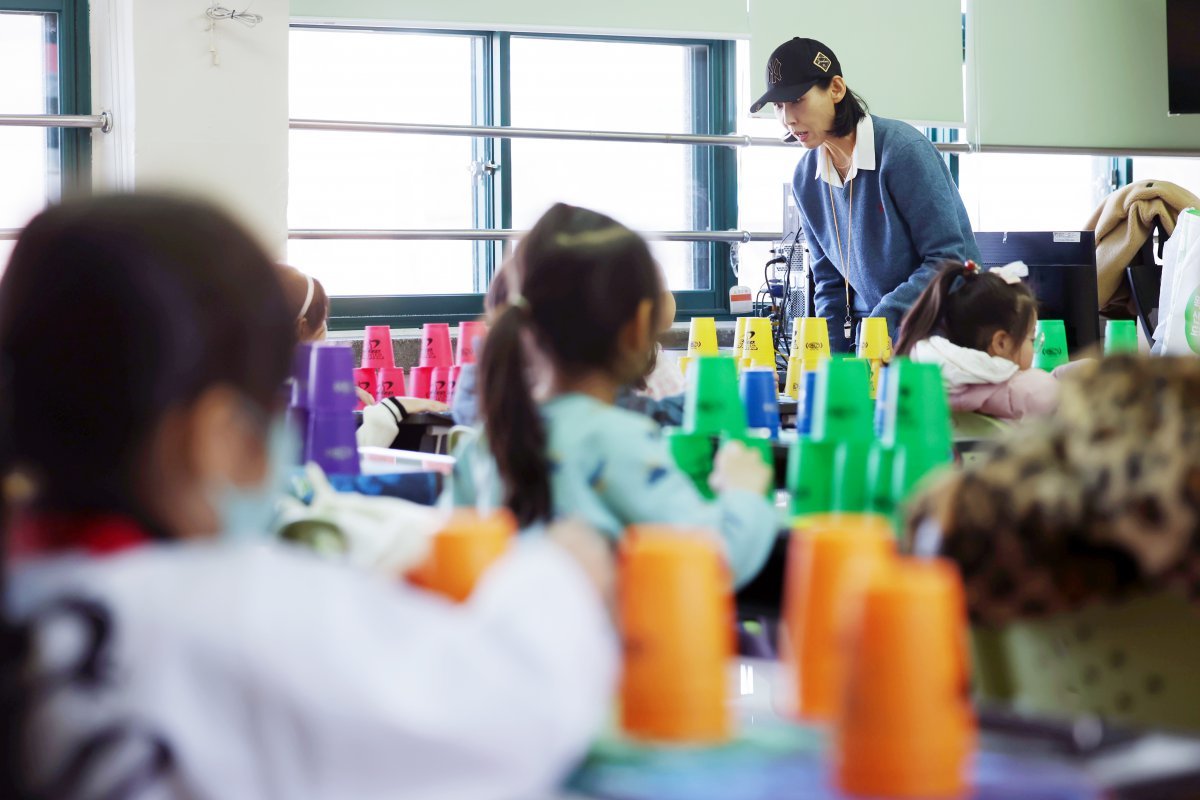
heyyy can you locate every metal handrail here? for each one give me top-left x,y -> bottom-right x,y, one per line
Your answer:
0,112 -> 112,133
288,228 -> 782,243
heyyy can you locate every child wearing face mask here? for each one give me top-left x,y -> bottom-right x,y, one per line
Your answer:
894,259 -> 1062,420
0,195 -> 617,800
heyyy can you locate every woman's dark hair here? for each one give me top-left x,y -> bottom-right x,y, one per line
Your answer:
478,203 -> 662,526
894,261 -> 1039,357
0,193 -> 296,797
278,264 -> 329,342
817,77 -> 869,138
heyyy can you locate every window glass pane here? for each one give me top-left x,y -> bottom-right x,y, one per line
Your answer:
957,154 -> 1109,231
509,36 -> 706,290
736,113 -> 799,288
1130,157 -> 1200,201
287,240 -> 477,296
288,29 -> 481,296
0,11 -> 57,230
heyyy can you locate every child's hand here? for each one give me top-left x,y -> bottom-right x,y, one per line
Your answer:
355,387 -> 377,407
546,518 -> 615,610
397,397 -> 450,415
709,440 -> 771,497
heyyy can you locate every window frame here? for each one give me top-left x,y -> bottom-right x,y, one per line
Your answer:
287,24 -> 738,330
0,0 -> 92,200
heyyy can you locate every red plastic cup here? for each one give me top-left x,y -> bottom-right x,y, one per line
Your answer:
409,366 -> 434,400
353,368 -> 378,410
377,367 -> 407,400
361,325 -> 394,369
430,366 -> 452,404
449,365 -> 462,404
456,321 -> 488,365
420,323 -> 454,368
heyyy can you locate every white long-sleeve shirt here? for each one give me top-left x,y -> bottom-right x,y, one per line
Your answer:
9,539 -> 617,799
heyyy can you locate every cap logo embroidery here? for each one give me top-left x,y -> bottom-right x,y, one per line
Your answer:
813,52 -> 832,72
768,58 -> 783,85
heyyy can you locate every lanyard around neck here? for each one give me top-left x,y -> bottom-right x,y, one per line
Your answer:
825,150 -> 855,340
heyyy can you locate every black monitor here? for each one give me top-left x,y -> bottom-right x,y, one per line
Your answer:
974,231 -> 1101,354
1168,0 -> 1200,115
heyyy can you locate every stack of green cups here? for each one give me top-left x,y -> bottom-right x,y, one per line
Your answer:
1033,319 -> 1070,371
808,358 -> 877,516
1104,319 -> 1139,355
669,355 -> 747,498
787,437 -> 837,519
877,358 -> 954,520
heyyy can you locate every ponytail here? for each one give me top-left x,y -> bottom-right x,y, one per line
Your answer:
478,304 -> 552,527
894,262 -> 971,356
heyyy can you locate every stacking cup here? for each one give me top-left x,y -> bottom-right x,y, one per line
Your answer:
743,317 -> 777,369
811,358 -> 874,443
287,342 -> 316,464
361,325 -> 395,369
796,368 -> 820,436
420,322 -> 454,369
740,368 -> 781,439
683,356 -> 746,438
834,558 -> 974,798
308,343 -> 358,413
865,442 -> 898,519
456,320 -> 488,365
677,356 -> 693,378
449,365 -> 462,403
734,317 -> 750,360
784,356 -> 803,400
688,317 -> 719,357
666,429 -> 716,499
787,437 -> 837,519
856,317 -> 892,361
353,367 -> 378,410
1033,319 -> 1069,371
792,316 -> 831,362
377,367 -> 407,400
408,509 -> 516,602
409,365 -> 435,400
430,366 -> 453,404
878,359 -> 952,457
306,411 -> 360,475
620,529 -> 733,743
1104,319 -> 1139,355
831,440 -> 874,514
782,518 -> 895,721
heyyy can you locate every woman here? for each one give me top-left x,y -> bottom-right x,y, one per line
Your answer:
0,195 -> 616,799
752,37 -> 980,352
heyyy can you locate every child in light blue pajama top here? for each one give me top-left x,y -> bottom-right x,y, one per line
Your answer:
452,202 -> 778,589
453,394 -> 777,588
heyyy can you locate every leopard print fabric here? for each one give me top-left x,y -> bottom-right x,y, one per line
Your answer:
906,355 -> 1200,626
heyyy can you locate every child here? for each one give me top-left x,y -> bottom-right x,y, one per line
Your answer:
893,259 -> 1059,420
1,195 -> 616,799
452,203 -> 776,588
278,263 -> 330,343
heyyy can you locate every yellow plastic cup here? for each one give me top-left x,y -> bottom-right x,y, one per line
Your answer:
793,317 -> 832,362
688,317 -> 719,357
857,317 -> 892,361
734,317 -> 749,360
744,317 -> 777,369
784,356 -> 803,400
678,355 -> 693,377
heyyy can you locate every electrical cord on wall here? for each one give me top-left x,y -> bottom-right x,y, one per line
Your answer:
205,2 -> 263,66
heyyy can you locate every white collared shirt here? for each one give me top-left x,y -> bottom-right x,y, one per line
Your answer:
815,114 -> 876,188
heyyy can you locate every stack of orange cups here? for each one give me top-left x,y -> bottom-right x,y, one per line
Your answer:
781,516 -> 894,722
619,527 -> 732,744
407,509 -> 516,602
834,558 -> 975,798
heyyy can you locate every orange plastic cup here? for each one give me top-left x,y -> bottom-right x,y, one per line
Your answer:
407,509 -> 516,602
619,527 -> 733,744
781,516 -> 894,722
834,558 -> 975,798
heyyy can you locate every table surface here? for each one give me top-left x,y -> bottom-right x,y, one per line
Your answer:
561,659 -> 1200,800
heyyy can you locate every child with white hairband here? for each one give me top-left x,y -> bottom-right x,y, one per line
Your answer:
893,259 -> 1067,420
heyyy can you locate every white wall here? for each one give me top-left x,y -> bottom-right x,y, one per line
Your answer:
90,0 -> 290,254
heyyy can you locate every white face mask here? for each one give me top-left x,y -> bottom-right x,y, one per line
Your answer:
215,416 -> 299,544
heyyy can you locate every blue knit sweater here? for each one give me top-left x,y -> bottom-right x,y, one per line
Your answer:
792,115 -> 980,352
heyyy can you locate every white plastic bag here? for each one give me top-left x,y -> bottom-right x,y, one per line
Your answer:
1153,209 -> 1200,355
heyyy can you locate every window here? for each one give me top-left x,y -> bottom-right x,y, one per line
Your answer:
287,26 -> 735,328
0,0 -> 90,270
957,153 -> 1112,231
1130,157 -> 1200,202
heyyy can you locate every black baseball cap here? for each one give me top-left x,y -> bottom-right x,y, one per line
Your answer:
749,38 -> 842,114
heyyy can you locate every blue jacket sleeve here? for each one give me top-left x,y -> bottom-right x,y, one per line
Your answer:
873,140 -> 978,335
593,428 -> 778,588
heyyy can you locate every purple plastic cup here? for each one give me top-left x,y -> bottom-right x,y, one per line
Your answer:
420,323 -> 454,368
290,342 -> 317,409
305,410 -> 360,475
308,344 -> 357,413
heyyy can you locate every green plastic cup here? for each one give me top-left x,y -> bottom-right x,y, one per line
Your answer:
866,442 -> 898,519
787,436 -> 837,517
1033,319 -> 1070,371
879,358 -> 953,455
811,358 -> 875,443
684,355 -> 746,437
891,442 -> 953,512
721,432 -> 776,498
666,429 -> 716,499
831,439 -> 874,513
1104,319 -> 1139,355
